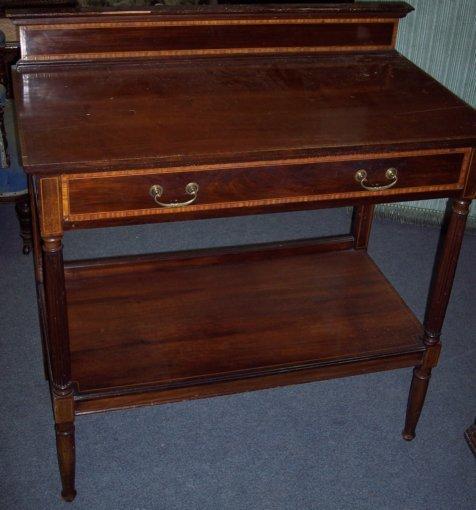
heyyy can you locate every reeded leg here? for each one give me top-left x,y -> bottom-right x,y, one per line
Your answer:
43,235 -> 77,500
402,199 -> 470,440
42,223 -> 76,498
28,177 -> 49,380
55,422 -> 76,502
15,193 -> 33,255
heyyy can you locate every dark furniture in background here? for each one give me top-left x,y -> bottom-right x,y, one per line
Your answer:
11,2 -> 476,501
0,0 -> 75,16
1,1 -> 76,96
465,419 -> 476,456
0,1 -> 75,254
0,36 -> 18,98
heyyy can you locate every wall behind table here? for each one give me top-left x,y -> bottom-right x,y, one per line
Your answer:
0,19 -> 18,42
376,0 -> 475,228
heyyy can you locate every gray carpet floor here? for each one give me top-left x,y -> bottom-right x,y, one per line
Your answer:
1,204 -> 475,510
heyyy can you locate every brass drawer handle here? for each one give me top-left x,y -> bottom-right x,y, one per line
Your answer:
149,182 -> 199,208
354,168 -> 398,191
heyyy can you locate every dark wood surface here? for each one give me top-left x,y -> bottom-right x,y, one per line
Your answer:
75,352 -> 424,414
65,245 -> 424,395
21,21 -> 396,60
9,2 -> 413,21
13,52 -> 476,174
10,2 -> 475,501
1,1 -> 77,255
62,150 -> 466,221
403,199 -> 470,440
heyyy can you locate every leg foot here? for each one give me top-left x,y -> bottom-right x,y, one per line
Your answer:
402,366 -> 431,441
464,419 -> 476,456
61,491 -> 77,503
55,422 -> 76,502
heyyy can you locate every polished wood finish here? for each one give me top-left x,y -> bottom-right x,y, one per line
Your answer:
55,421 -> 76,502
38,176 -> 62,236
42,234 -> 76,499
402,199 -> 470,440
41,233 -> 76,499
76,352 -> 424,415
1,2 -> 77,255
1,2 -> 77,94
19,20 -> 397,62
28,175 -> 49,379
60,150 -> 467,227
65,247 -> 424,395
352,204 -> 375,250
42,236 -> 71,393
464,149 -> 476,199
11,2 -> 475,501
10,2 -> 412,21
12,53 -> 476,175
64,234 -> 356,273
423,200 -> 470,346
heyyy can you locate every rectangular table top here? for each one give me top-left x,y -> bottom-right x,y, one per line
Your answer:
13,51 -> 476,174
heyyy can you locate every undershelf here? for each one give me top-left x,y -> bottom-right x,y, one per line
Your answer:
64,238 -> 425,413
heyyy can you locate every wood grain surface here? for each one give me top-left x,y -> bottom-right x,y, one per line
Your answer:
13,52 -> 476,174
65,247 -> 424,394
61,150 -> 466,224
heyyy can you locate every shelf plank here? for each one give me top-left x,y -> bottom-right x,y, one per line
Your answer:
65,246 -> 424,396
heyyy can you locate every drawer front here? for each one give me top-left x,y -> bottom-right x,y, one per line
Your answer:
62,149 -> 469,223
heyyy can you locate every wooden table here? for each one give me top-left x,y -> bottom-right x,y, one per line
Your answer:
11,2 -> 476,501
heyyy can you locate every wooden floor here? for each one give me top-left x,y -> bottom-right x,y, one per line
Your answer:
65,245 -> 425,396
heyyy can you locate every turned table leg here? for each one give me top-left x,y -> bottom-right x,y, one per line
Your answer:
29,177 -> 49,380
42,234 -> 76,501
403,199 -> 471,440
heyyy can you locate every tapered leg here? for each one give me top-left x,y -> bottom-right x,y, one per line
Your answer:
15,193 -> 33,255
55,422 -> 76,502
403,367 -> 432,441
352,204 -> 375,250
402,199 -> 470,440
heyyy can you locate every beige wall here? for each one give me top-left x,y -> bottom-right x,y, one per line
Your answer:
0,19 -> 18,42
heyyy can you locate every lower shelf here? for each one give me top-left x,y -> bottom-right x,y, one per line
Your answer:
64,240 -> 425,412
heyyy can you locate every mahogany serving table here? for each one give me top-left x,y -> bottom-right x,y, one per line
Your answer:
11,2 -> 476,501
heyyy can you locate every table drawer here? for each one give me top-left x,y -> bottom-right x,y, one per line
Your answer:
62,150 -> 468,222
